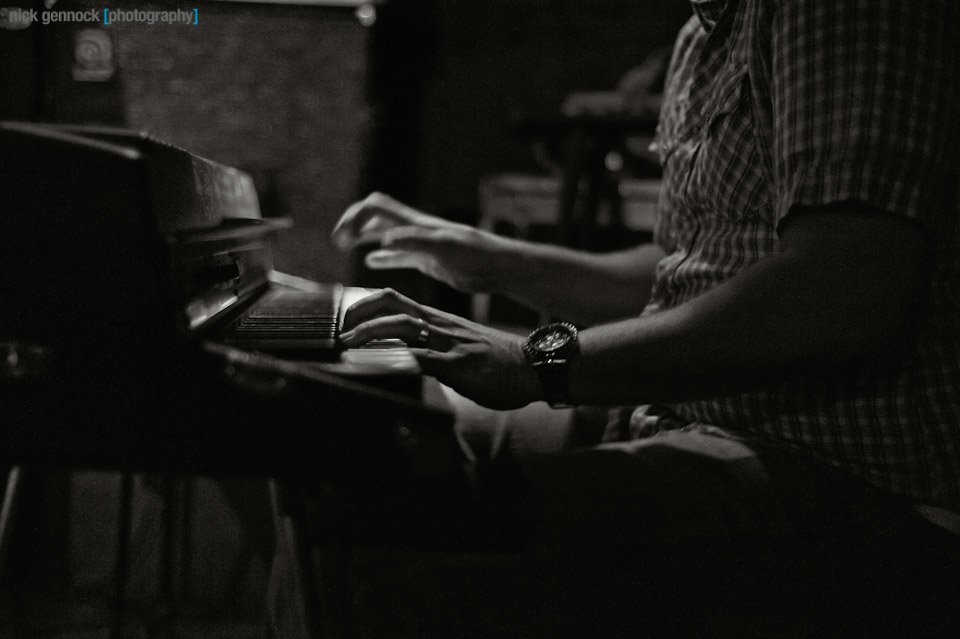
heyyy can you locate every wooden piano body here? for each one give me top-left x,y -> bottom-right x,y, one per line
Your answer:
0,121 -> 458,482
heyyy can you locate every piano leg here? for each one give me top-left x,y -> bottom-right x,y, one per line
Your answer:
268,480 -> 327,639
0,467 -> 23,586
180,478 -> 195,607
112,472 -> 134,639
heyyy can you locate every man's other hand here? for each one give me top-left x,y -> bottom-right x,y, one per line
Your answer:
331,192 -> 512,294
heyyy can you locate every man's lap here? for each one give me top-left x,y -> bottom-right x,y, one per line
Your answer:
439,384 -> 580,460
442,386 -> 888,546
274,390 -> 960,636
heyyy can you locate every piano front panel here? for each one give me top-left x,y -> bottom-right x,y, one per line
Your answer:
1,122 -> 456,482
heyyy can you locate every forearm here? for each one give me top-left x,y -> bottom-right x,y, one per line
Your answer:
563,211 -> 924,406
490,240 -> 665,325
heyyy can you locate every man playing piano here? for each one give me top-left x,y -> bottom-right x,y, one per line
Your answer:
327,0 -> 960,634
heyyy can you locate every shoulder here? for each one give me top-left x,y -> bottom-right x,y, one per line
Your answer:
672,15 -> 706,61
666,16 -> 708,82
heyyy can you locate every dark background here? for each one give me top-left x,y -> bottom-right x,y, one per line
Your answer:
1,0 -> 689,284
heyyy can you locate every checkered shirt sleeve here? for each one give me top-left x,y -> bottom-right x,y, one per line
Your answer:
772,0 -> 960,226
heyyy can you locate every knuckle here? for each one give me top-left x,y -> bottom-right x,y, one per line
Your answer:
368,191 -> 393,209
465,226 -> 486,244
436,228 -> 464,244
431,231 -> 453,247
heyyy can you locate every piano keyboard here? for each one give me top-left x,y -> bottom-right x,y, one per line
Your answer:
225,287 -> 342,353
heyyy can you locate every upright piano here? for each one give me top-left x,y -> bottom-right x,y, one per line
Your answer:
0,121 -> 459,482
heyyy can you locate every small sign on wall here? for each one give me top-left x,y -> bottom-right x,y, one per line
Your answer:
73,28 -> 115,82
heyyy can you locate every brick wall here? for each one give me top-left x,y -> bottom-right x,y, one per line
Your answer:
45,1 -> 382,284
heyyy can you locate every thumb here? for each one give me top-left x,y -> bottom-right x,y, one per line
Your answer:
331,193 -> 423,250
364,249 -> 431,271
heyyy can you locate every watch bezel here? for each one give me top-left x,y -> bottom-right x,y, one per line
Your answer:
523,322 -> 579,362
523,322 -> 579,408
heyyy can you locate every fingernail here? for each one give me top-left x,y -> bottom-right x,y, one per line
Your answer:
340,330 -> 357,345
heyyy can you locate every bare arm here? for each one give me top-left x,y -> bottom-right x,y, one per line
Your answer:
566,204 -> 926,404
332,192 -> 663,325
339,203 -> 924,411
490,240 -> 665,325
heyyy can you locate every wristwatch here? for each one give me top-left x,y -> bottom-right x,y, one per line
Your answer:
522,322 -> 579,408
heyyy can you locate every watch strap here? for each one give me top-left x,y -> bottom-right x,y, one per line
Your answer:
533,359 -> 574,408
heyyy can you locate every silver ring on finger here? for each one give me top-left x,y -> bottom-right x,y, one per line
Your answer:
414,318 -> 430,347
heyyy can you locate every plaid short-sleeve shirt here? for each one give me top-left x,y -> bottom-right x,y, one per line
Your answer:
638,0 -> 960,509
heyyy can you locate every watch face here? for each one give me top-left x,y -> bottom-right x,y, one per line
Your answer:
534,330 -> 570,353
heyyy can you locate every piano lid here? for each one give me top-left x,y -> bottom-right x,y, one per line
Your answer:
0,122 -> 266,235
0,121 -> 292,350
